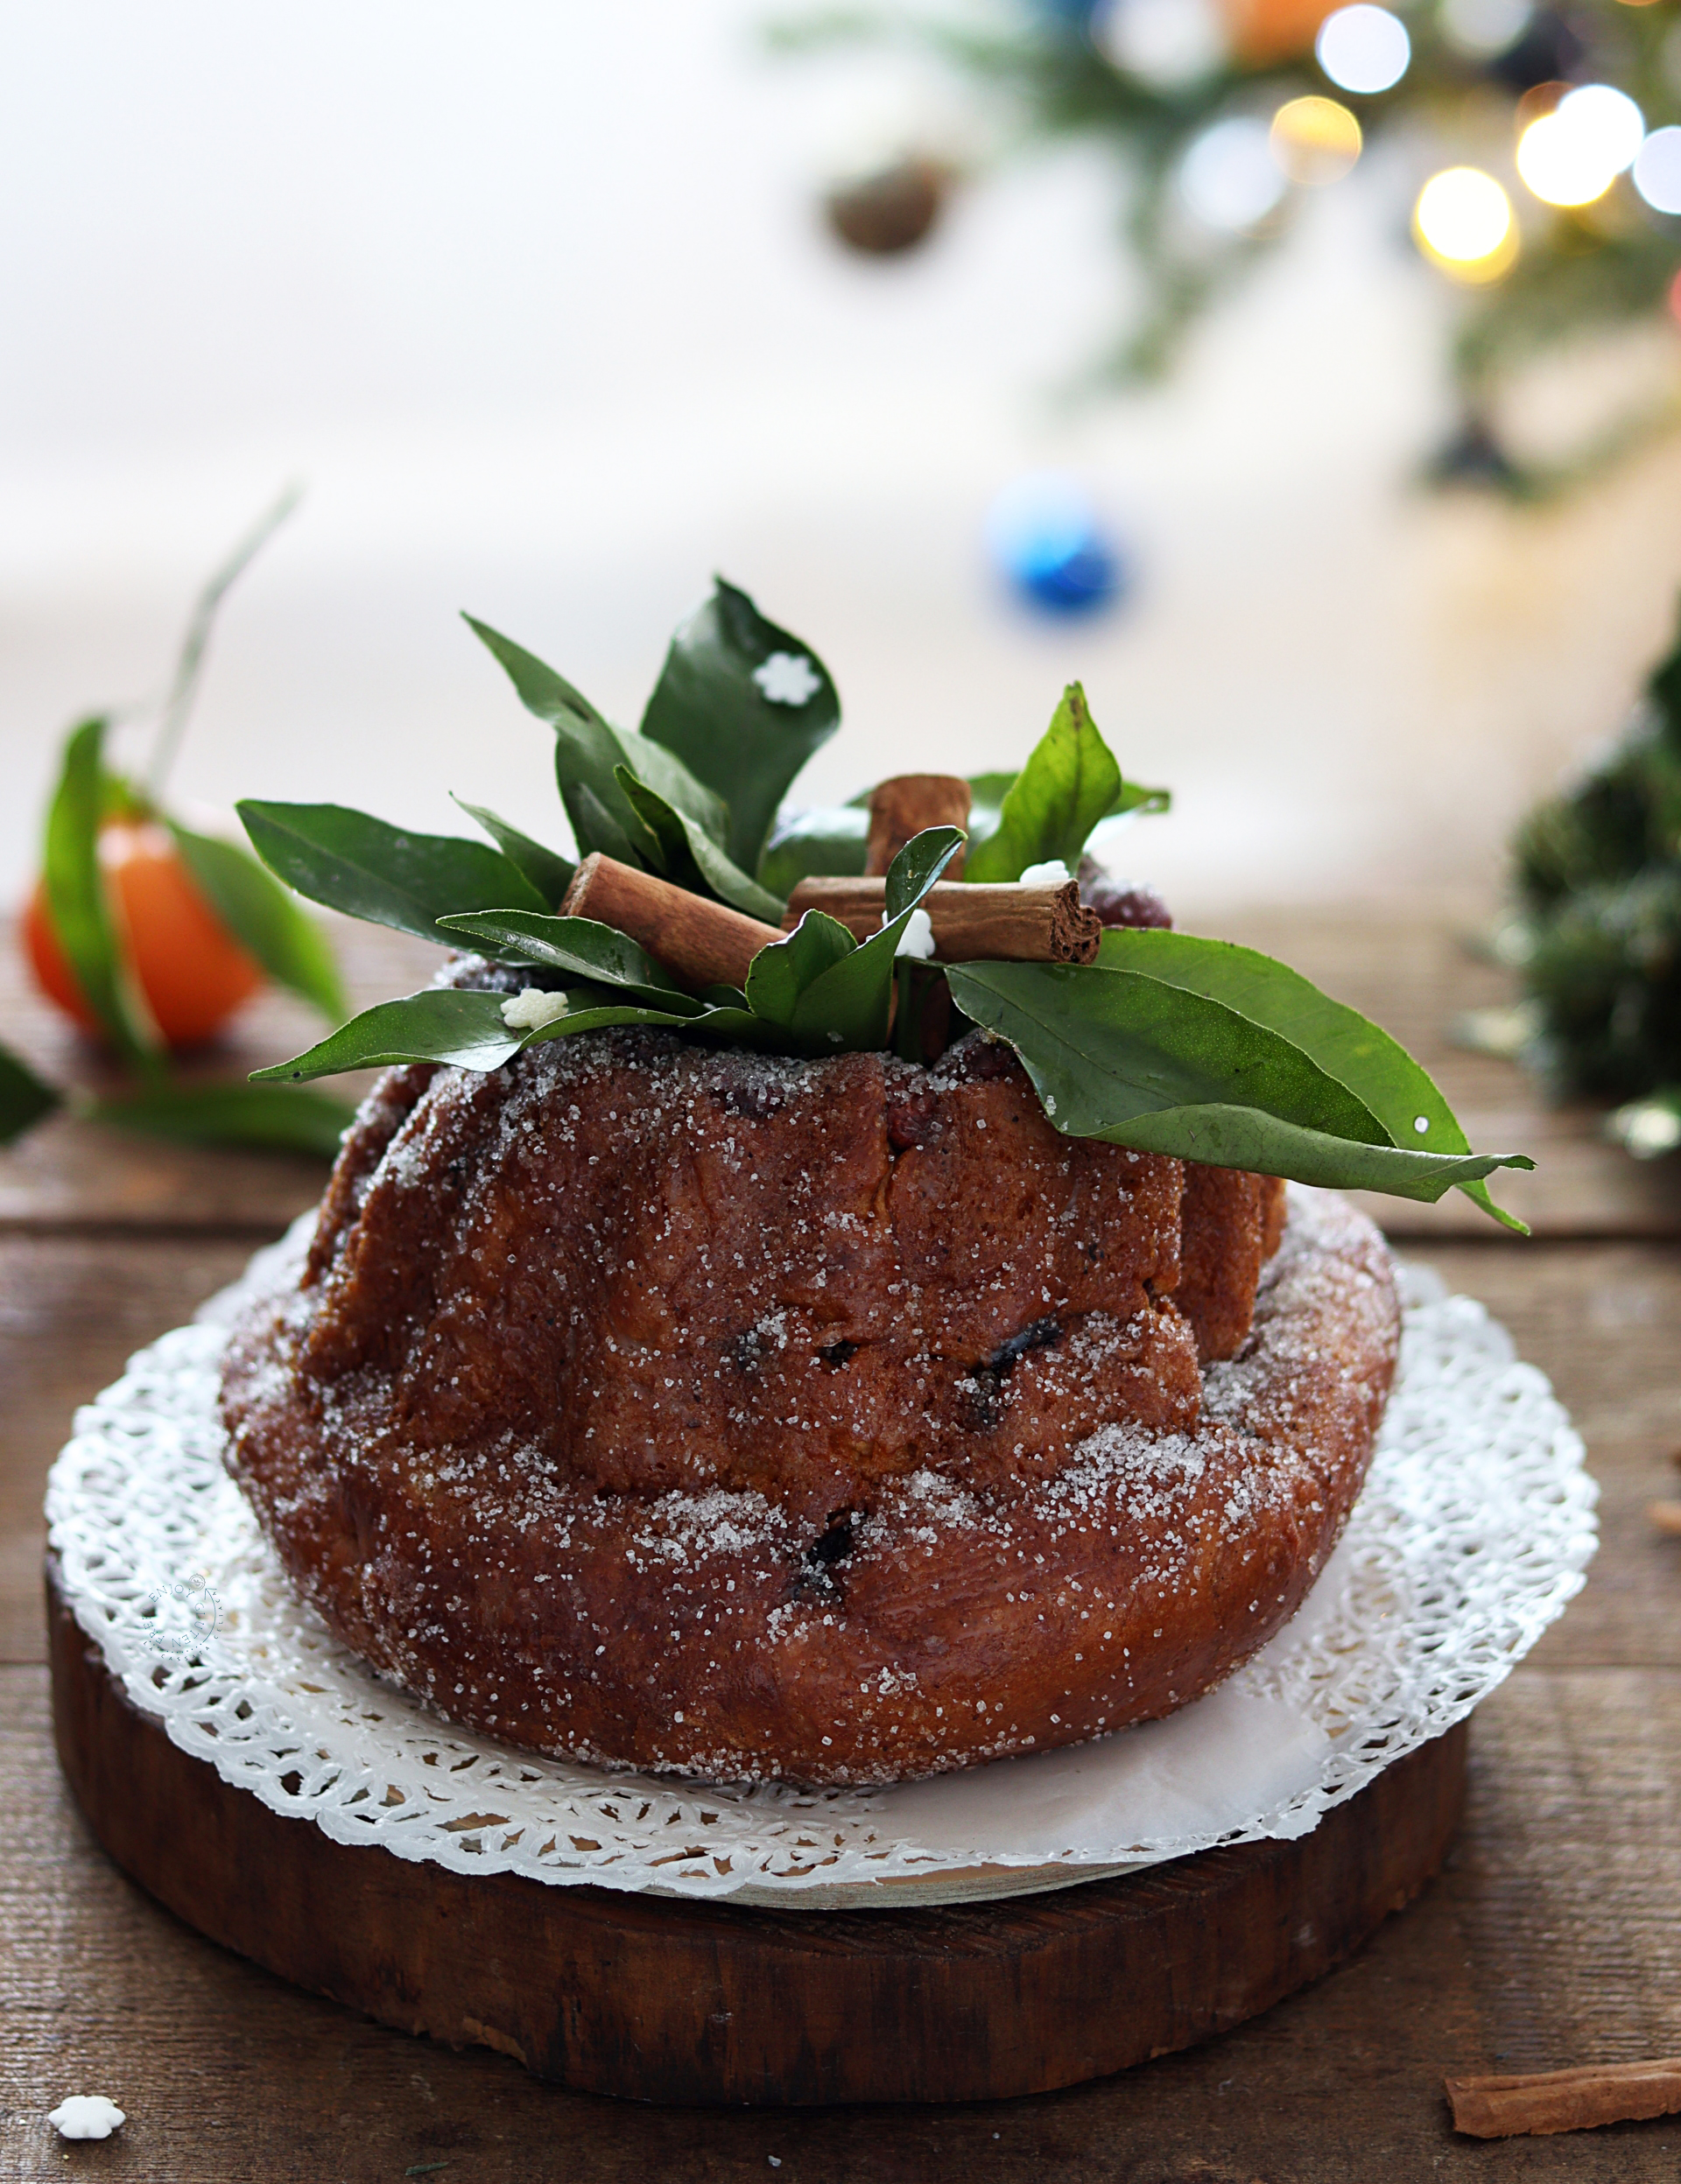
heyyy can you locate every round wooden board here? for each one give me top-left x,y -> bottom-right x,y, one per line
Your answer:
47,1565 -> 1466,2108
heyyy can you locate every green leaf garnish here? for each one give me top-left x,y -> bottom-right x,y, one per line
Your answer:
252,988 -> 527,1081
168,822 -> 347,1021
1096,926 -> 1528,1230
640,578 -> 840,875
615,769 -> 786,922
43,718 -> 161,1071
465,617 -> 738,881
964,684 -> 1122,882
946,961 -> 1534,1210
82,1082 -> 354,1159
744,909 -> 858,1028
237,802 -> 547,945
259,829 -> 964,1082
435,911 -> 704,1010
451,799 -> 575,909
253,983 -> 784,1082
0,1044 -> 62,1143
964,696 -> 1168,881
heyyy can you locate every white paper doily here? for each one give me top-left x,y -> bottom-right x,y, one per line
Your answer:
46,1218 -> 1595,1908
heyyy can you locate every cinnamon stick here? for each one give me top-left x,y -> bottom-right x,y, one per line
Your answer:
560,853 -> 783,994
1445,2058 -> 1681,2138
783,877 -> 1101,965
866,775 -> 971,878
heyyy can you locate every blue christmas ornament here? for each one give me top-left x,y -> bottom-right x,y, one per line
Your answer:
986,474 -> 1129,619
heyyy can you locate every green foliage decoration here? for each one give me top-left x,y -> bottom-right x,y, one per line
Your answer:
239,583 -> 1528,1223
1497,599 -> 1681,1153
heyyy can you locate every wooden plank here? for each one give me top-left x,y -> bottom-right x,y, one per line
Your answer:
16,1655 -> 1681,2178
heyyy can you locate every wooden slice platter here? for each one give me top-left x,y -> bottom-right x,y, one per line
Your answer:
48,1565 -> 1466,2108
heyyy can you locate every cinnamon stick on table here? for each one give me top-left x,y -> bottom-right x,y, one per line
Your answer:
560,854 -> 782,994
866,775 -> 971,878
1445,2058 -> 1681,2138
784,877 -> 1102,966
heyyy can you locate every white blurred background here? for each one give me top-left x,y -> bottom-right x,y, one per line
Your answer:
4,0 -> 1681,926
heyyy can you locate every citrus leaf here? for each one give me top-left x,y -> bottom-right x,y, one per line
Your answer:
946,960 -> 1534,1205
788,826 -> 963,1052
42,717 -> 161,1069
251,989 -> 524,1081
436,911 -> 704,1010
466,615 -> 733,868
1074,1103 -> 1536,1203
756,805 -> 869,896
83,1082 -> 354,1159
948,960 -> 1384,1138
461,615 -> 615,738
965,685 -> 1158,882
640,578 -> 840,874
1096,925 -> 1528,1231
743,909 -> 857,1028
0,1044 -> 61,1144
168,822 -> 347,1020
237,802 -> 546,944
615,770 -> 786,922
451,799 -> 575,908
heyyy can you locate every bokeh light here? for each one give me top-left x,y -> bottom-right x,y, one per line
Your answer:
1414,167 -> 1517,279
1633,123 -> 1681,214
1179,116 -> 1289,230
1270,95 -> 1363,185
1438,0 -> 1531,59
1315,5 -> 1410,94
1517,84 -> 1645,207
1558,84 -> 1646,172
1091,0 -> 1228,89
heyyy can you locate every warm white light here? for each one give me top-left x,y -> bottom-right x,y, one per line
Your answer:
1557,84 -> 1646,173
1438,0 -> 1530,57
1633,124 -> 1681,214
1517,113 -> 1611,206
1092,0 -> 1227,89
1178,117 -> 1288,231
1270,95 -> 1363,184
1316,5 -> 1410,93
1414,166 -> 1516,277
1516,85 -> 1645,207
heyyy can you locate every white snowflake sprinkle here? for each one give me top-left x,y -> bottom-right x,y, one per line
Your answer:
49,2097 -> 125,2141
752,651 -> 821,707
501,988 -> 571,1032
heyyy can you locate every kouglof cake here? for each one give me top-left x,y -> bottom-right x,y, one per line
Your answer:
222,579 -> 1528,1783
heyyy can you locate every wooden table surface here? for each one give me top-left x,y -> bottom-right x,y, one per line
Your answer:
4,902 -> 1679,2182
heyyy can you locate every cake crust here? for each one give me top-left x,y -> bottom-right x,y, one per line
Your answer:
221,1024 -> 1399,1785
